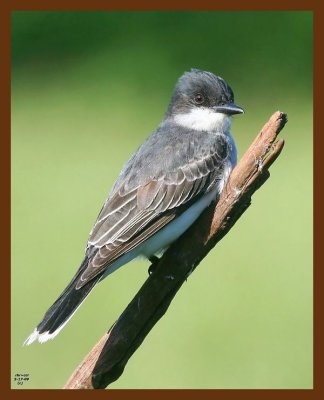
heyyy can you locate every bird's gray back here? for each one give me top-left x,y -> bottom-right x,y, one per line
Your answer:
111,122 -> 232,197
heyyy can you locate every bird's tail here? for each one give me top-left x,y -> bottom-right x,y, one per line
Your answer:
24,255 -> 102,345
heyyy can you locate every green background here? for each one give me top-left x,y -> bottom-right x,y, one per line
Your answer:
11,11 -> 313,389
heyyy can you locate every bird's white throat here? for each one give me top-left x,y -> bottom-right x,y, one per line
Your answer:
174,108 -> 232,132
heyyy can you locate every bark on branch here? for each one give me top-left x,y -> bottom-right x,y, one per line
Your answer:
64,111 -> 287,389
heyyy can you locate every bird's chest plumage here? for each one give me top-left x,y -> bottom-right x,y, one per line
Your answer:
215,130 -> 237,194
194,128 -> 237,196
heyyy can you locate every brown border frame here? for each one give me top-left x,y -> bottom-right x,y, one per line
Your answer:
2,0 -> 320,398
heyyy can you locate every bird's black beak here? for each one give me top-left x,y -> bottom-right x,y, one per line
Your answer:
213,103 -> 244,115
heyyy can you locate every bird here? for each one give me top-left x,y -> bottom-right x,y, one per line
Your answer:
24,68 -> 244,345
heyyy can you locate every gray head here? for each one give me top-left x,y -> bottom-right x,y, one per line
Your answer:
166,69 -> 244,120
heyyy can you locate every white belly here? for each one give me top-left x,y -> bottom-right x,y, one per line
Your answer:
140,187 -> 218,256
100,188 -> 218,280
100,131 -> 237,280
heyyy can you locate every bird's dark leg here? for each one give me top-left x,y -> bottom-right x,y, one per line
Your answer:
148,255 -> 160,275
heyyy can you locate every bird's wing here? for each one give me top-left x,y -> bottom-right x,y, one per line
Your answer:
76,132 -> 231,289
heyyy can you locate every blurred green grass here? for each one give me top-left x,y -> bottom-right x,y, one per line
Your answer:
11,11 -> 312,389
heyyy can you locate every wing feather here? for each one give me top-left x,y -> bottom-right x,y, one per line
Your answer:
77,132 -> 232,288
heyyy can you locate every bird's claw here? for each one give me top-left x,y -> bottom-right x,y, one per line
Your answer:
148,255 -> 160,275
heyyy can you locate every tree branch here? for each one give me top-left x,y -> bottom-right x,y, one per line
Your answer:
64,111 -> 287,389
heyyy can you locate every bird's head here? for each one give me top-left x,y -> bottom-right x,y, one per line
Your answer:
166,69 -> 244,132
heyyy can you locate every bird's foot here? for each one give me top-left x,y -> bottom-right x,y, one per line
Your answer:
148,255 -> 160,275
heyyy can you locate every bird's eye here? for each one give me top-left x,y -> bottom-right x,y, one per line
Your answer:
194,93 -> 204,105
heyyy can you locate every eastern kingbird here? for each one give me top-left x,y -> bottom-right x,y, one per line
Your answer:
25,69 -> 244,345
